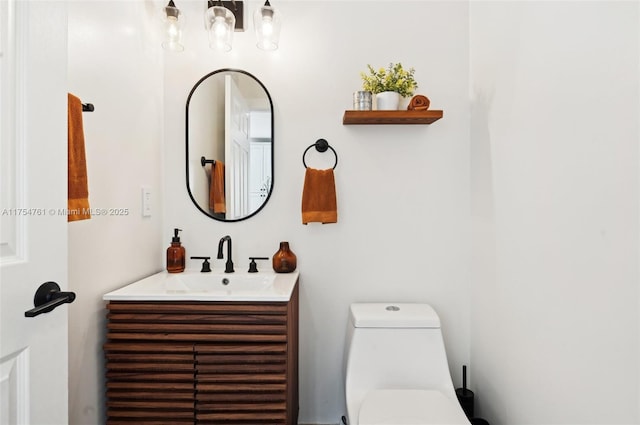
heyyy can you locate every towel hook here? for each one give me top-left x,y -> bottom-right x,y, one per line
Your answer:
201,156 -> 216,167
302,139 -> 338,169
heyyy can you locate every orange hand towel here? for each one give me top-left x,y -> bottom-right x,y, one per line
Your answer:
407,94 -> 430,111
67,93 -> 91,222
301,168 -> 337,224
209,161 -> 226,214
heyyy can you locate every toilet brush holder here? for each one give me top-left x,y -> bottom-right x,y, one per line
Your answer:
455,365 -> 474,418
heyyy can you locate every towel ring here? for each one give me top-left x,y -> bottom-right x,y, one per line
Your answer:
302,139 -> 338,169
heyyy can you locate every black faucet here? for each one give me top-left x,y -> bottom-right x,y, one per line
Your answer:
217,235 -> 234,273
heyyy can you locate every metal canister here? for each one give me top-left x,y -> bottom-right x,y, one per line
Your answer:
353,91 -> 372,110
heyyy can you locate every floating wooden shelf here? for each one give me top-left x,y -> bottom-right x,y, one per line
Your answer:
343,110 -> 444,125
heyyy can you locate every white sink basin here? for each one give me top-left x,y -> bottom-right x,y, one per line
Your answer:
103,270 -> 297,302
167,272 -> 276,293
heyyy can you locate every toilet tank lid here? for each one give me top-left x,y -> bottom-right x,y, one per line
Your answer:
350,303 -> 441,328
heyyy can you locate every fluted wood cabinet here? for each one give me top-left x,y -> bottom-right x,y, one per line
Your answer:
104,283 -> 299,425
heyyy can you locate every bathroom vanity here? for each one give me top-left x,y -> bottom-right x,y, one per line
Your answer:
102,271 -> 299,424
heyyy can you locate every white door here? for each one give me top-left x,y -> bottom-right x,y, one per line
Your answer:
1,2 -> 69,424
224,75 -> 250,219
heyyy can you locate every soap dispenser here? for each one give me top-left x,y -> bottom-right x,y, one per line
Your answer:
166,228 -> 186,273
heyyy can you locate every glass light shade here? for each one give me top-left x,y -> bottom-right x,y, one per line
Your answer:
254,3 -> 282,51
162,4 -> 184,52
205,5 -> 235,52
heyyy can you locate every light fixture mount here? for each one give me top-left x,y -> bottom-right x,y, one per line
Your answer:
165,0 -> 180,18
208,0 -> 244,31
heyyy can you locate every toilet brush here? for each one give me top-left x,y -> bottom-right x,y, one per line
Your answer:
455,365 -> 475,418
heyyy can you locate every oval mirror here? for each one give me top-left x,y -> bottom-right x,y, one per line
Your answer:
186,69 -> 273,221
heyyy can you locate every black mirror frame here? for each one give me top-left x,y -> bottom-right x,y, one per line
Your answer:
185,68 -> 274,222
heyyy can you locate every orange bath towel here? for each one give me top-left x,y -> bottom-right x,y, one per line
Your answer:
67,93 -> 91,222
301,168 -> 337,224
209,161 -> 226,214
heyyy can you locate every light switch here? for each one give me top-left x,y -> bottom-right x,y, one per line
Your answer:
142,187 -> 152,217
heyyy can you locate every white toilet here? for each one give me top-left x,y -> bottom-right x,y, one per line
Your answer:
344,303 -> 471,425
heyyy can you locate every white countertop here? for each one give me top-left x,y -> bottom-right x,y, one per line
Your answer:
103,270 -> 299,302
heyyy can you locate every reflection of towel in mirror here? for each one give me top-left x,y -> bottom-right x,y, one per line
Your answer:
209,161 -> 226,214
67,93 -> 91,222
301,168 -> 337,224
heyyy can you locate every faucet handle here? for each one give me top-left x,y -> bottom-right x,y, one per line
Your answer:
191,256 -> 212,273
248,257 -> 269,273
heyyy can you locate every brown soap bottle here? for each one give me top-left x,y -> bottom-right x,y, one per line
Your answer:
272,241 -> 297,273
166,228 -> 186,273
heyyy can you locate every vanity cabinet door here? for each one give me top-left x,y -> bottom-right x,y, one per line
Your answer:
192,301 -> 291,424
104,302 -> 197,424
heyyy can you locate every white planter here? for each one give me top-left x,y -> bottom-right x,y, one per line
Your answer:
375,91 -> 401,110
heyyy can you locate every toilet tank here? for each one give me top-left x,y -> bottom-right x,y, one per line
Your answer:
344,303 -> 458,421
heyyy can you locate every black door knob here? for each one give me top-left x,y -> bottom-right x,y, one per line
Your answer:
24,281 -> 76,318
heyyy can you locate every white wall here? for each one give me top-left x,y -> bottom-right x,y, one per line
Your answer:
67,2 -> 164,424
470,2 -> 639,424
163,1 -> 470,422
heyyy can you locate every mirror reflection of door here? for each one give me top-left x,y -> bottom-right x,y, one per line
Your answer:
186,69 -> 273,222
225,74 -> 250,219
249,113 -> 272,212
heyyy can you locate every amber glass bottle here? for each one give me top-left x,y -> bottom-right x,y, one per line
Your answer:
272,241 -> 297,273
166,228 -> 186,273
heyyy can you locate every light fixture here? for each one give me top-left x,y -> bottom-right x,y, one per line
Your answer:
254,0 -> 282,51
162,0 -> 281,52
162,0 -> 184,52
205,0 -> 237,52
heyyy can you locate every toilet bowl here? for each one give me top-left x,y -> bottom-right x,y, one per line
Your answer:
344,303 -> 470,425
